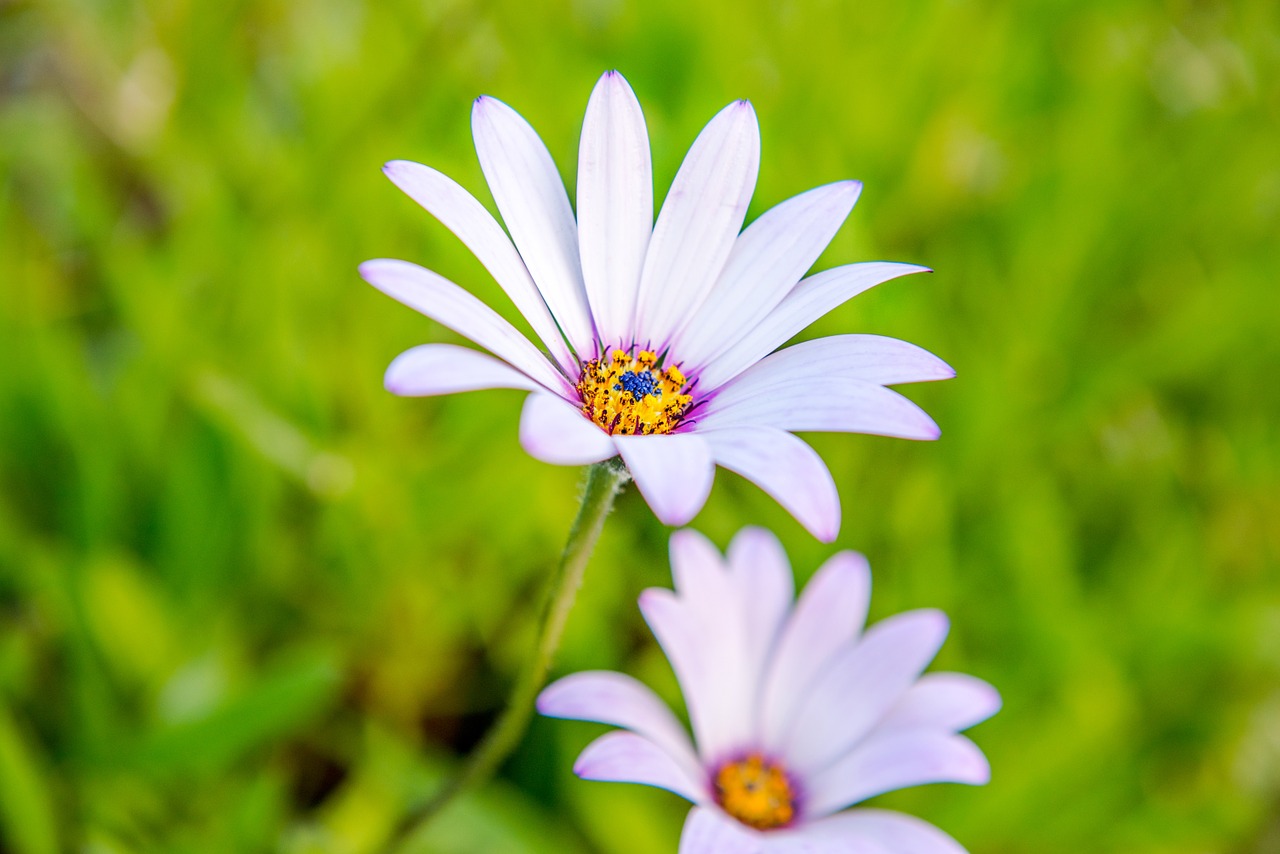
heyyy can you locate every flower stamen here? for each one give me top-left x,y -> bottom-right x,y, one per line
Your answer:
576,348 -> 692,435
713,754 -> 796,830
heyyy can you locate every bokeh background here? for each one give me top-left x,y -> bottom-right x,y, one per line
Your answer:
3,0 -> 1278,851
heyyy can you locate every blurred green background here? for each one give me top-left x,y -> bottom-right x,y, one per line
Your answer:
2,0 -> 1278,851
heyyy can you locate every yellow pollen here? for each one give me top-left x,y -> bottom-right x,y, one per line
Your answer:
713,754 -> 796,831
575,347 -> 693,436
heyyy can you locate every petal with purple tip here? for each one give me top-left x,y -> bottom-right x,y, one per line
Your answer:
635,100 -> 760,350
472,96 -> 597,355
577,71 -> 653,348
672,181 -> 863,367
880,673 -> 1002,734
381,160 -> 576,374
697,262 -> 931,391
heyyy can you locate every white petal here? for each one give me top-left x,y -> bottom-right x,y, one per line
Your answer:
472,96 -> 597,355
700,427 -> 841,542
669,528 -> 728,599
880,673 -> 1002,734
384,344 -> 542,396
697,378 -> 940,441
639,586 -> 751,765
615,433 -> 715,525
518,393 -> 616,465
804,732 -> 990,817
726,527 -> 794,673
635,101 -> 760,351
537,671 -> 701,780
381,160 -> 576,374
672,181 -> 862,368
760,551 -> 871,754
782,610 -> 949,774
574,731 -> 708,804
678,807 -> 763,854
723,335 -> 954,392
360,259 -> 572,396
797,809 -> 967,854
697,262 -> 931,391
577,71 -> 653,348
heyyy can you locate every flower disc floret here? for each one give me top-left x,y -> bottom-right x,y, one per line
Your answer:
714,754 -> 796,830
576,348 -> 692,435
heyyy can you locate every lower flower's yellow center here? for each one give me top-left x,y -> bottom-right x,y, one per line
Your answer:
576,348 -> 692,435
713,754 -> 796,830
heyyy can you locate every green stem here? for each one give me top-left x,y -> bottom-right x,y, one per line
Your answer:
384,460 -> 629,851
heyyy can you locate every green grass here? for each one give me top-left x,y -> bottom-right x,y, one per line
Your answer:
2,0 -> 1278,851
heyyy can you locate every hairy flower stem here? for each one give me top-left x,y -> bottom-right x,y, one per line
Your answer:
384,460 -> 629,851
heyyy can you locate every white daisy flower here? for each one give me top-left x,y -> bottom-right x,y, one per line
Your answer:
362,71 -> 951,541
538,527 -> 998,853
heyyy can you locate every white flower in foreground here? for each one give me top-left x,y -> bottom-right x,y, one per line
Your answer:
538,528 -> 999,854
362,71 -> 952,541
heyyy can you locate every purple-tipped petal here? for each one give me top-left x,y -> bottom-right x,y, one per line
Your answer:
698,377 -> 941,441
700,427 -> 841,542
798,809 -> 968,854
672,181 -> 863,368
518,393 -> 616,465
615,432 -> 715,525
880,673 -> 1002,734
360,259 -> 572,396
783,609 -> 950,774
697,262 -> 931,391
635,100 -> 760,350
804,732 -> 990,817
678,807 -> 762,854
729,335 -> 955,391
577,71 -> 653,348
574,731 -> 708,804
538,671 -> 700,779
381,160 -> 576,374
384,344 -> 543,396
472,96 -> 597,355
760,551 -> 871,753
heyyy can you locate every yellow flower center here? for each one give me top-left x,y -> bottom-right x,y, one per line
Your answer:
576,348 -> 692,436
713,754 -> 796,831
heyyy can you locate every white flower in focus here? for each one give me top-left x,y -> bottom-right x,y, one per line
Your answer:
362,71 -> 952,541
538,528 -> 999,853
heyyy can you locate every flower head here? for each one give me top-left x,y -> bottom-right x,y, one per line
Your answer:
362,71 -> 952,541
538,528 -> 999,853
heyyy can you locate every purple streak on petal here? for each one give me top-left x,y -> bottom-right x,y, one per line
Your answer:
615,432 -> 715,525
727,335 -> 955,391
518,393 -> 616,465
574,731 -> 708,804
697,262 -> 931,391
384,344 -> 542,397
381,160 -> 576,374
804,732 -> 990,817
701,426 -> 841,542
